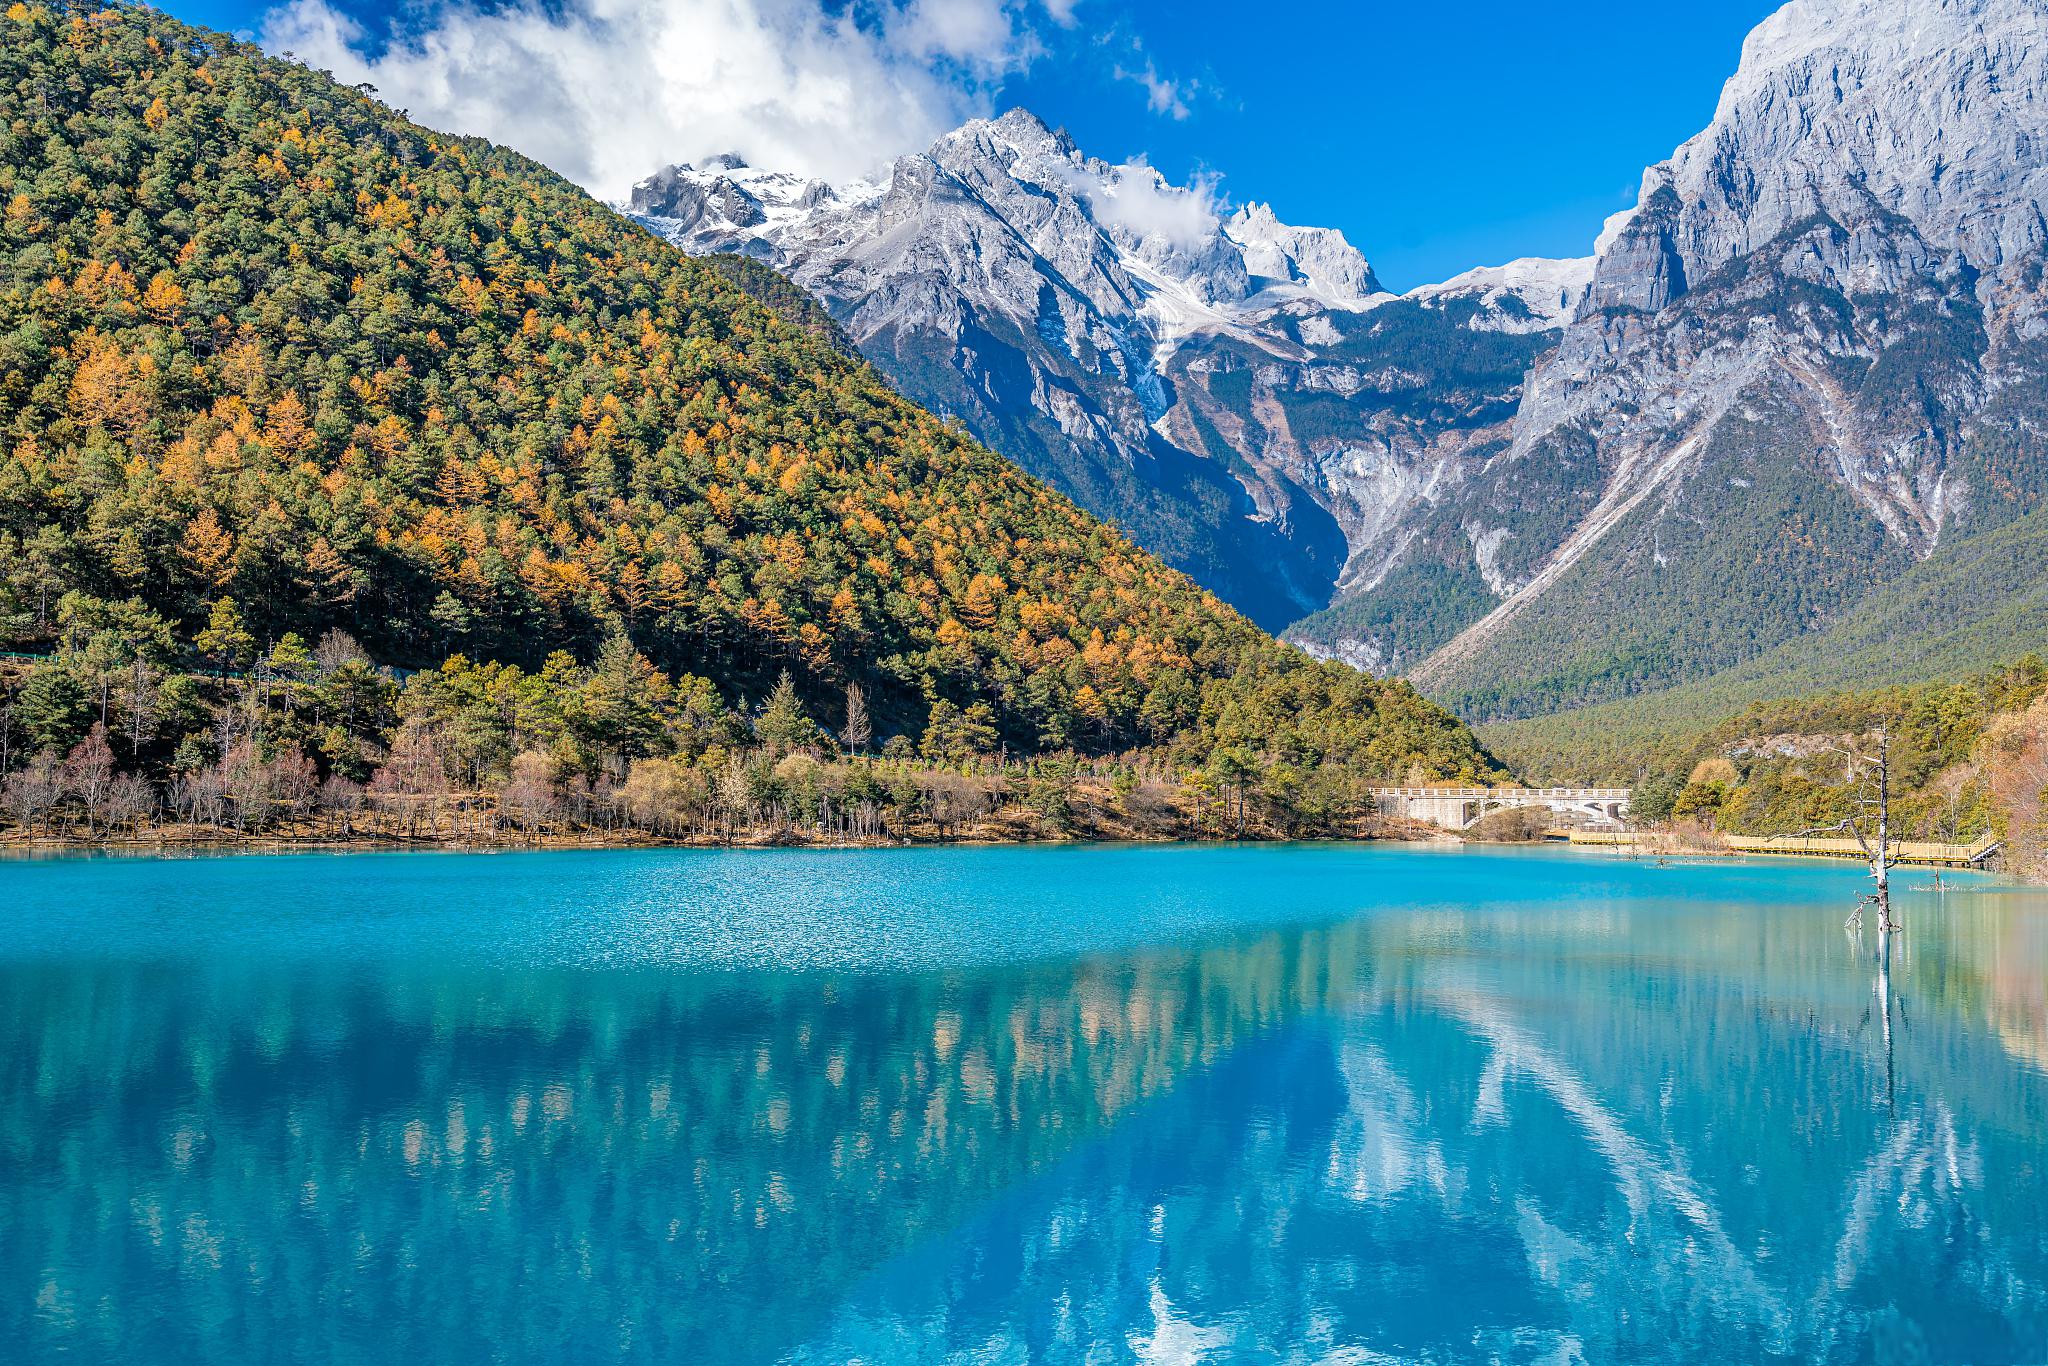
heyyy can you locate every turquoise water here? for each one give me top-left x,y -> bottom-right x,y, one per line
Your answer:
4,844 -> 2047,1364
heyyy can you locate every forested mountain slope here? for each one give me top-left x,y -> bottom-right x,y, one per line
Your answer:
0,1 -> 1498,784
1483,507 -> 2048,784
1484,656 -> 2048,880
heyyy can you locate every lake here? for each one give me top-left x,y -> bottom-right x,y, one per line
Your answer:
3,844 -> 2046,1363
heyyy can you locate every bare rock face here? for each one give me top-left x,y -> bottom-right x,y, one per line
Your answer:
1656,0 -> 2048,280
1324,0 -> 2048,718
1582,187 -> 1686,315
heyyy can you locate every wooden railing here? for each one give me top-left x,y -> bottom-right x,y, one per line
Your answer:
1723,832 -> 2003,866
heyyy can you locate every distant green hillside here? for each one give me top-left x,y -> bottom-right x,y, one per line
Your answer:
1485,506 -> 2048,783
1526,658 -> 2048,855
0,0 -> 1499,784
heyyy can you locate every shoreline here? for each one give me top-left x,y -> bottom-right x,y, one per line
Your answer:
0,830 -> 2025,881
0,826 -> 1461,857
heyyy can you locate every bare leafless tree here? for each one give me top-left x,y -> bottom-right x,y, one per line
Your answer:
0,675 -> 17,775
64,725 -> 116,837
3,750 -> 63,833
221,739 -> 274,833
120,654 -> 160,760
498,751 -> 563,836
840,682 -> 872,755
106,773 -> 155,834
1794,721 -> 1900,933
920,771 -> 999,837
318,774 -> 365,837
171,767 -> 227,828
272,745 -> 319,825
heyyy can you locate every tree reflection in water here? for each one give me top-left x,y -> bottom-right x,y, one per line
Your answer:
3,852 -> 2047,1364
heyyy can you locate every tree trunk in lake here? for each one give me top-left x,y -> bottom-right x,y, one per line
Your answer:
1874,727 -> 1894,932
1814,722 -> 1900,933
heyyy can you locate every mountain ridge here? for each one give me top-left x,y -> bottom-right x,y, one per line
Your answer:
626,111 -> 1592,634
623,0 -> 2048,739
1369,0 -> 2048,720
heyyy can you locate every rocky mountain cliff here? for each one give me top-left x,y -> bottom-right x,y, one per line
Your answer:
627,113 -> 1585,632
1378,0 -> 2048,720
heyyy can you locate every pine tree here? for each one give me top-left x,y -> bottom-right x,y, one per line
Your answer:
756,671 -> 819,755
195,597 -> 256,677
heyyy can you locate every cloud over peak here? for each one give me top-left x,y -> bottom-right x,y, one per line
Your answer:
263,0 -> 1073,195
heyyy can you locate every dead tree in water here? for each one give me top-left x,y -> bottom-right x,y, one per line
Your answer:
1798,722 -> 1900,933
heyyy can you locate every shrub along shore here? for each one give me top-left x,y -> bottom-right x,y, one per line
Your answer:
0,742 -> 1412,850
0,629 -> 1439,851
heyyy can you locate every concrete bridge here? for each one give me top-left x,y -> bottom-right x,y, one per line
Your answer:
1372,786 -> 1631,832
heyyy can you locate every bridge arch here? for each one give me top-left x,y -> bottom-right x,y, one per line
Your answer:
1371,787 -> 1632,833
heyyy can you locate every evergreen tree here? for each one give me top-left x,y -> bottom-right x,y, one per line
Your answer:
757,671 -> 820,755
195,598 -> 256,677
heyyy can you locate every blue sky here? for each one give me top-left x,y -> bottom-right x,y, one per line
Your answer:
163,0 -> 1779,289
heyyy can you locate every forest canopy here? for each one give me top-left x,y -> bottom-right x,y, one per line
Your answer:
0,0 -> 1500,800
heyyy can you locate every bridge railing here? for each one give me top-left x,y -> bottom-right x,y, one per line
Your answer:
1369,787 -> 1632,801
1568,831 -> 2001,866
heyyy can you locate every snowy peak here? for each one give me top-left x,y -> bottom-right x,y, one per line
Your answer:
627,159 -> 876,258
1407,256 -> 1594,333
1224,203 -> 1383,305
627,107 -> 1394,342
935,107 -> 1075,165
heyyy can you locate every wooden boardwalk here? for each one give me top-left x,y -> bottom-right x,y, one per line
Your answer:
1563,829 -> 2003,868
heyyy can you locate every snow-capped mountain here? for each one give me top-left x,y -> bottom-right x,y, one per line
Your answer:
1300,0 -> 2048,715
631,117 -> 1389,344
627,111 -> 1582,630
1409,258 -> 1594,335
630,0 -> 2048,718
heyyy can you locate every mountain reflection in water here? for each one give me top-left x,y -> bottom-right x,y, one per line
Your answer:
2,845 -> 2045,1364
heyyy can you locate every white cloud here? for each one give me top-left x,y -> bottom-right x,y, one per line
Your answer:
262,0 -> 1076,195
1064,157 -> 1224,251
1114,61 -> 1190,120
891,0 -> 1021,65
